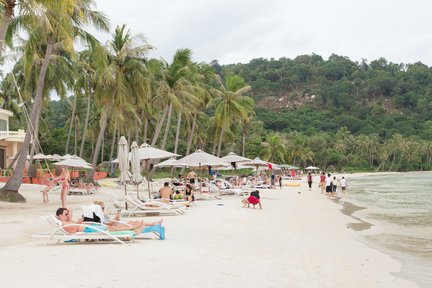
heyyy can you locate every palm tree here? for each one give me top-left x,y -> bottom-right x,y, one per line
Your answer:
1,0 -> 109,201
260,134 -> 285,163
208,74 -> 254,157
92,24 -> 152,169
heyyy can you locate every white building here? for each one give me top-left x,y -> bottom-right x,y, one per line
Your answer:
0,108 -> 25,169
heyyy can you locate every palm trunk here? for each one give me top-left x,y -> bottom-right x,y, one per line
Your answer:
170,112 -> 182,176
217,126 -> 225,157
79,81 -> 92,158
242,132 -> 246,157
1,38 -> 54,200
181,112 -> 196,174
143,113 -> 148,144
109,123 -> 117,162
0,1 -> 15,54
92,104 -> 111,168
65,94 -> 78,154
160,103 -> 173,150
150,105 -> 168,146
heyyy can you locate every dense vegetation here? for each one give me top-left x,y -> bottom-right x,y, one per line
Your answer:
1,1 -> 432,201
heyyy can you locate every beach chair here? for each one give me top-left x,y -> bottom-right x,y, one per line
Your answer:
81,205 -> 161,240
32,215 -> 134,245
123,196 -> 186,217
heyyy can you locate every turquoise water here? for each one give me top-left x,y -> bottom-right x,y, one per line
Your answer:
346,172 -> 432,288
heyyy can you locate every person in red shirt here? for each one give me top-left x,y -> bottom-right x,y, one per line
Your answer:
319,172 -> 326,194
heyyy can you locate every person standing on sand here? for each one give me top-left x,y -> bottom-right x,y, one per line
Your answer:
279,174 -> 283,189
41,170 -> 54,203
340,176 -> 348,196
319,172 -> 326,193
325,173 -> 332,195
307,172 -> 313,191
55,166 -> 70,208
332,176 -> 338,195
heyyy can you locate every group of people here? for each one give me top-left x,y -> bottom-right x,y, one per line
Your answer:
158,182 -> 195,204
317,172 -> 348,196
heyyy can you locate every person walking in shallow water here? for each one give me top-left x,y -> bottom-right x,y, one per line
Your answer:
340,176 -> 348,196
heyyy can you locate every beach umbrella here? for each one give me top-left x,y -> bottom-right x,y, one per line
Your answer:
118,136 -> 130,209
306,166 -> 320,170
53,156 -> 93,169
130,141 -> 144,198
61,154 -> 73,160
50,154 -> 63,161
33,153 -> 48,160
221,152 -> 251,169
155,157 -> 185,168
174,149 -> 229,169
173,149 -> 229,192
243,157 -> 269,173
137,143 -> 181,195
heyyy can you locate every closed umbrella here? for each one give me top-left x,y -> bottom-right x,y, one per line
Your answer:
130,141 -> 144,198
117,136 -> 130,209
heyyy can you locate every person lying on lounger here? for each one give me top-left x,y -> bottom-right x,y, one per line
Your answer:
56,208 -> 145,234
91,201 -> 165,240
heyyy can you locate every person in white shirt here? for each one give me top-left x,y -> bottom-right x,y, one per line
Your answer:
340,176 -> 348,196
325,173 -> 332,194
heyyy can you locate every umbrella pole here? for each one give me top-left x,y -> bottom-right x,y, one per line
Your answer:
136,184 -> 139,199
124,184 -> 128,210
146,159 -> 151,199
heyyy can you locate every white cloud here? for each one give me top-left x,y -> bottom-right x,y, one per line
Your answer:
94,0 -> 432,65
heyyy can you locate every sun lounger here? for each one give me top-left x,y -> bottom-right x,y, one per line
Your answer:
32,215 -> 134,245
122,196 -> 186,217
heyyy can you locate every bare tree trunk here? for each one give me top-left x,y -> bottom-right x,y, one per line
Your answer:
80,80 -> 92,158
2,38 -> 54,200
109,123 -> 117,161
217,126 -> 225,157
92,104 -> 111,168
143,113 -> 148,144
242,132 -> 246,157
65,95 -> 78,154
150,105 -> 168,147
160,103 -> 173,150
170,112 -> 182,176
181,112 -> 197,174
74,117 -> 79,155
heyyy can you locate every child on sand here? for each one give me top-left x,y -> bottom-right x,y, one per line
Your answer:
241,190 -> 262,209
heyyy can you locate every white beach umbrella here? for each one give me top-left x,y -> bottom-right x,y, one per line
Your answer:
174,149 -> 229,169
51,154 -> 63,161
130,141 -> 144,198
137,143 -> 180,160
243,157 -> 269,172
33,153 -> 48,160
53,157 -> 93,169
221,152 -> 251,169
155,157 -> 185,168
61,154 -> 73,160
306,166 -> 320,170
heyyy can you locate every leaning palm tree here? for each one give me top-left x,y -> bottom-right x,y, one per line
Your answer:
0,0 -> 109,201
208,74 -> 254,157
260,134 -> 286,163
92,24 -> 152,169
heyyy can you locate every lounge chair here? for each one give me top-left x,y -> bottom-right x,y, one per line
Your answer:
32,215 -> 134,245
122,196 -> 186,217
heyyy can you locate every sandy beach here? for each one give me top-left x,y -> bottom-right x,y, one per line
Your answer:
0,178 -> 419,288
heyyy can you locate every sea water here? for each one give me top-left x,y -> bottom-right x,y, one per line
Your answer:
345,172 -> 432,288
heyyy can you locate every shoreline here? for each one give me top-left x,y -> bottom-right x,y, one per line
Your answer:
329,172 -> 432,288
0,176 -> 420,288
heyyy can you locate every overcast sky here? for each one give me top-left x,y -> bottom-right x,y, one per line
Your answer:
94,0 -> 432,66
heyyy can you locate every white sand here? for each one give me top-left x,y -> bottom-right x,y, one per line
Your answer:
0,180 -> 419,288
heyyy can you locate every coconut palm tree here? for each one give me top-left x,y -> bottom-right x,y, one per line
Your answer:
92,24 -> 152,169
260,134 -> 285,163
1,0 -> 109,201
208,74 -> 254,157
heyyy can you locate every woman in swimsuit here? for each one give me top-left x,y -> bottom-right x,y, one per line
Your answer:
184,183 -> 195,203
56,166 -> 70,208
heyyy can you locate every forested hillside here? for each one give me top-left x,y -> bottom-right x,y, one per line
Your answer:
217,54 -> 432,140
